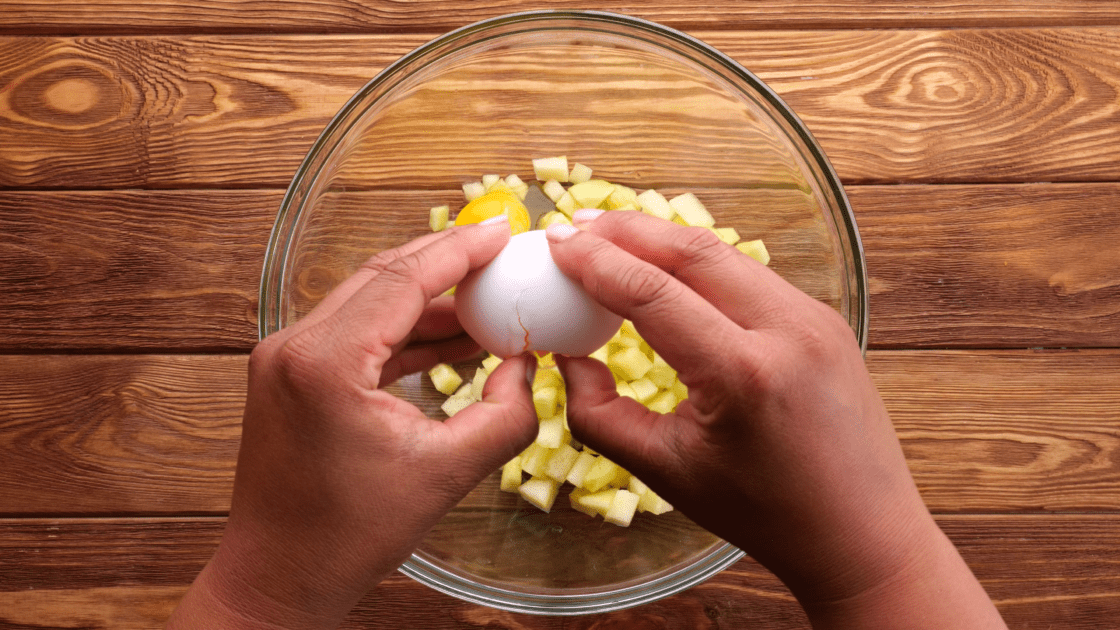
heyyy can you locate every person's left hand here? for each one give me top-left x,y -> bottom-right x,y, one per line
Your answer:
167,218 -> 538,630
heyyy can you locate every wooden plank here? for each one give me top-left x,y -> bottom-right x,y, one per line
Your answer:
4,29 -> 1120,189
0,354 -> 245,515
0,190 -> 270,351
3,183 -> 1118,351
0,515 -> 1116,628
0,350 -> 1117,516
2,1 -> 1119,35
851,183 -> 1120,348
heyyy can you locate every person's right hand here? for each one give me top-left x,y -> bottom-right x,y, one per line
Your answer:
545,209 -> 1006,629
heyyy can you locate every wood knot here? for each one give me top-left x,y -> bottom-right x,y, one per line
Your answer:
3,54 -> 133,130
43,78 -> 100,114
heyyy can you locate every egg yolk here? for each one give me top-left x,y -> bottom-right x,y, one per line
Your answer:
454,190 -> 531,234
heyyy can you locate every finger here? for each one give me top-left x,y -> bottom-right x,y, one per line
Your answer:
295,228 -> 464,331
378,335 -> 482,387
441,353 -> 538,473
405,296 -> 463,343
312,219 -> 511,382
573,210 -> 799,330
545,223 -> 749,385
556,356 -> 684,482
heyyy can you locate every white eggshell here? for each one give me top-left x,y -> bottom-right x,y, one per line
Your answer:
455,230 -> 622,358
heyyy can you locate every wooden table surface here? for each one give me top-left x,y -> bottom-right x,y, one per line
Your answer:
2,2 -> 1119,628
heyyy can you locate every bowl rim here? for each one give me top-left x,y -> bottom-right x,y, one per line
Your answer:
260,8 -> 869,615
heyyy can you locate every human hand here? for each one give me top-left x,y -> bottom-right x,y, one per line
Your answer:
546,210 -> 1005,629
167,219 -> 538,629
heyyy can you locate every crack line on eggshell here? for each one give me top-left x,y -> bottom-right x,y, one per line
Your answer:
515,287 -> 531,354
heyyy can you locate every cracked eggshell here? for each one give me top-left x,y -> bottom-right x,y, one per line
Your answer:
455,230 -> 623,358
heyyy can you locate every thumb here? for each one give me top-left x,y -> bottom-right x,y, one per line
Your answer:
556,355 -> 680,478
441,353 -> 538,475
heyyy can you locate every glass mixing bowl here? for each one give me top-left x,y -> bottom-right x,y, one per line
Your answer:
260,10 -> 867,615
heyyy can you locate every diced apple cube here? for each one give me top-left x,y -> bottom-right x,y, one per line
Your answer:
636,189 -> 675,220
581,456 -> 619,493
520,443 -> 553,477
463,181 -> 486,201
608,347 -> 653,381
545,444 -> 580,482
501,455 -> 523,492
710,226 -> 740,245
589,344 -> 609,364
628,377 -> 658,404
638,489 -> 674,515
647,389 -> 678,414
482,174 -> 501,189
533,386 -> 559,419
555,190 -> 579,216
440,395 -> 473,417
619,319 -> 640,339
481,354 -> 503,373
568,180 -> 615,208
669,193 -> 714,227
565,451 -> 597,486
616,381 -> 637,400
645,354 -> 676,389
628,476 -> 650,496
604,489 -> 641,527
533,367 -> 563,391
519,477 -> 560,512
538,210 -> 572,229
669,378 -> 687,401
533,156 -> 569,182
470,367 -> 488,401
487,179 -> 512,194
536,415 -> 566,448
568,488 -> 598,516
429,205 -> 449,232
452,382 -> 472,399
576,488 -> 618,516
569,162 -> 593,184
504,173 -> 526,189
611,466 -> 632,488
542,179 -> 566,202
736,239 -> 770,265
428,363 -> 462,396
607,185 -> 639,210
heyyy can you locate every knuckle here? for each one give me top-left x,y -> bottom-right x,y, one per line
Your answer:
358,248 -> 404,275
671,226 -> 730,266
270,327 -> 335,393
378,249 -> 430,287
618,263 -> 682,314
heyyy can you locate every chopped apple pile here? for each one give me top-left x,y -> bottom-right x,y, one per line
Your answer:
424,157 -> 772,526
429,338 -> 676,527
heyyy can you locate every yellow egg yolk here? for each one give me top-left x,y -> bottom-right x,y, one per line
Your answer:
454,190 -> 531,234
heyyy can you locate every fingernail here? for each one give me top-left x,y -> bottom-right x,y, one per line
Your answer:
546,223 -> 579,241
479,214 -> 509,226
524,353 -> 538,388
572,208 -> 604,225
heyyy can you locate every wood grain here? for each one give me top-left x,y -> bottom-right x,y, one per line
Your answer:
0,190 -> 271,351
4,29 -> 1120,188
0,515 -> 1117,628
852,183 -> 1120,348
1,350 -> 1117,516
0,354 -> 244,515
2,1 -> 1120,35
3,184 -> 1118,351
